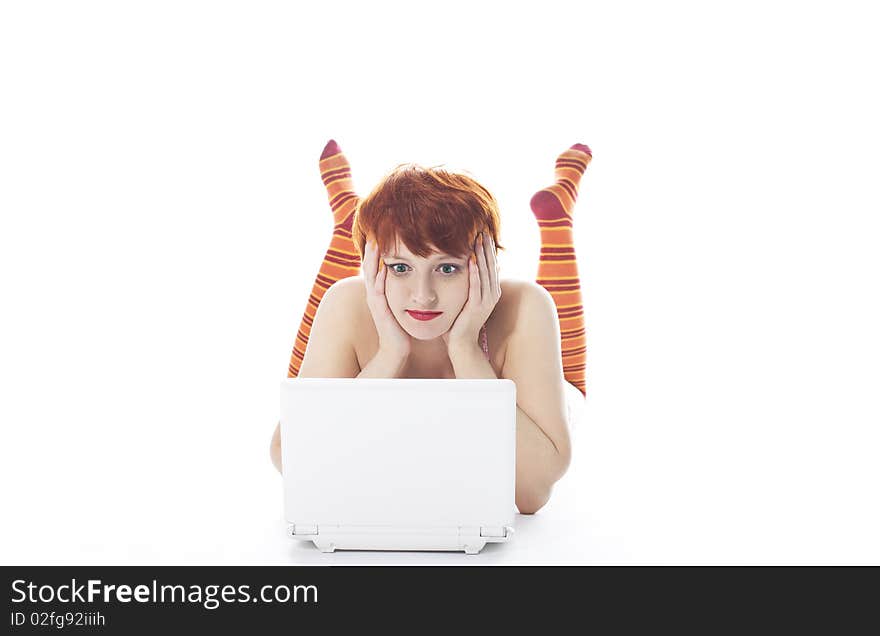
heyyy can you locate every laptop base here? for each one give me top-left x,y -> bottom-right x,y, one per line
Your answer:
289,524 -> 513,555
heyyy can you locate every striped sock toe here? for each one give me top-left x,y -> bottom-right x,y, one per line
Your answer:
529,144 -> 592,222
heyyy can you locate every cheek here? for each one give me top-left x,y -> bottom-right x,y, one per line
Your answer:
384,280 -> 404,307
450,279 -> 469,306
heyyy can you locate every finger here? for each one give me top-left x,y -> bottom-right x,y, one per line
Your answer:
476,233 -> 489,301
375,257 -> 387,294
363,240 -> 376,282
469,253 -> 481,304
487,234 -> 500,297
370,240 -> 385,289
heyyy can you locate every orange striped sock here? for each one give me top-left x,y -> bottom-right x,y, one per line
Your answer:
287,140 -> 362,378
529,143 -> 592,397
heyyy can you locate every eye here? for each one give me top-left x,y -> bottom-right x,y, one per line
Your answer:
384,263 -> 462,276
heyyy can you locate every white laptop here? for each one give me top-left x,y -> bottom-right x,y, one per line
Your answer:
280,378 -> 516,554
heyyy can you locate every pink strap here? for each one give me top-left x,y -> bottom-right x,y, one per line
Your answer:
479,324 -> 490,359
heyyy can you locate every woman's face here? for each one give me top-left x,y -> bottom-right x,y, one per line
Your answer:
381,241 -> 471,341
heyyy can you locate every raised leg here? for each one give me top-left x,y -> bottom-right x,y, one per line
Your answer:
287,140 -> 362,378
529,144 -> 592,398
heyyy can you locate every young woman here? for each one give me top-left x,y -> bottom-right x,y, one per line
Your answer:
271,140 -> 592,514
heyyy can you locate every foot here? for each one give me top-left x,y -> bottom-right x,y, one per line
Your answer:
529,144 -> 592,222
319,139 -> 360,229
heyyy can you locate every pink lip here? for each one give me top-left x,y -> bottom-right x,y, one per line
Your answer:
406,310 -> 443,321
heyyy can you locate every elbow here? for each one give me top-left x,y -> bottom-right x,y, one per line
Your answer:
270,423 -> 283,475
515,445 -> 571,515
554,440 -> 572,482
516,484 -> 552,515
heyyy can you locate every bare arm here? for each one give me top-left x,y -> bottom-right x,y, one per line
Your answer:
449,340 -> 570,514
271,279 -> 373,474
450,284 -> 573,513
354,348 -> 408,379
513,406 -> 569,513
501,285 -> 573,513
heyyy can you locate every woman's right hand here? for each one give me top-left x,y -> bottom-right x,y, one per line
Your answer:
363,239 -> 413,360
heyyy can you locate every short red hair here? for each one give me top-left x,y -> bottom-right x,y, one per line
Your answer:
352,163 -> 505,260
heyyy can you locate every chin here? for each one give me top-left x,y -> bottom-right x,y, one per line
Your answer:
403,325 -> 444,341
398,314 -> 451,341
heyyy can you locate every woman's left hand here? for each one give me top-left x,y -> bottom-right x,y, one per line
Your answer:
442,231 -> 502,355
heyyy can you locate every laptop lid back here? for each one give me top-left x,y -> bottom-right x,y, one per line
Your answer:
280,378 -> 516,529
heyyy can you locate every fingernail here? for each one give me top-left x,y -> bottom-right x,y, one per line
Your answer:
478,233 -> 483,244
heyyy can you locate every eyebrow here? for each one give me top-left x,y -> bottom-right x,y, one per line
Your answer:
387,253 -> 464,261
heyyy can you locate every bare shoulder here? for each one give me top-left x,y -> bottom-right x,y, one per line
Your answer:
328,275 -> 369,314
328,275 -> 364,297
485,279 -> 553,365
316,276 -> 372,336
326,275 -> 373,339
296,276 -> 365,378
496,278 -> 555,322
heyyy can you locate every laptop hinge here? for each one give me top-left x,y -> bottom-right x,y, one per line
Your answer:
291,524 -> 318,536
291,524 -> 509,538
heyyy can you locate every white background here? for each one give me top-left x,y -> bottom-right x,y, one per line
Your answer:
1,1 -> 878,565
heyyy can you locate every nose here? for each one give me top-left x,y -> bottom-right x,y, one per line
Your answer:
410,275 -> 437,307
